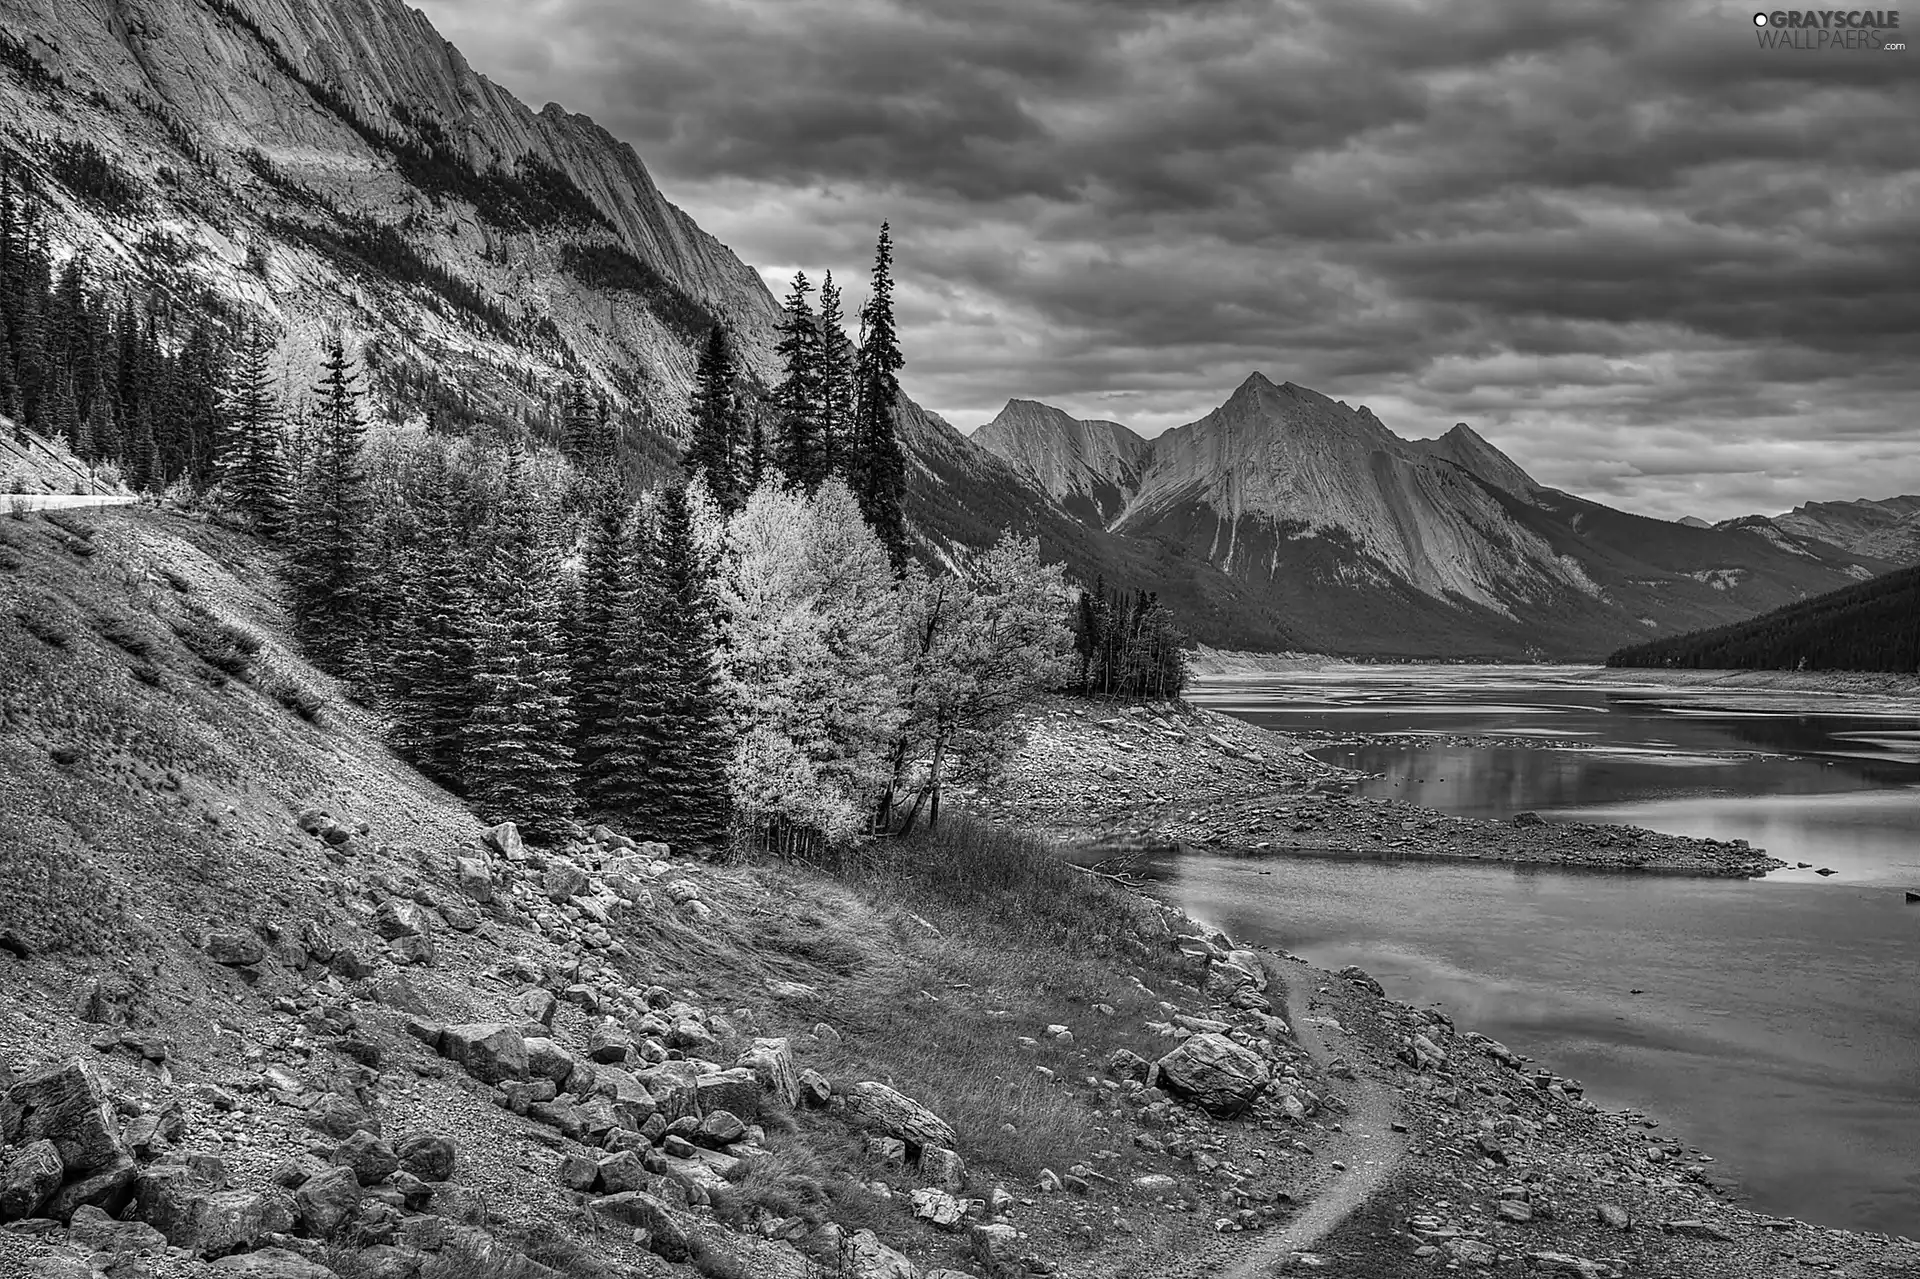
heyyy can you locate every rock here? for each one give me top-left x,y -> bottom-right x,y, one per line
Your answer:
586,1021 -> 631,1065
354,1243 -> 428,1279
815,1225 -> 917,1279
209,1248 -> 342,1278
205,932 -> 266,966
844,1081 -> 956,1149
595,1150 -> 649,1193
1108,1049 -> 1151,1083
919,1144 -> 965,1193
1595,1203 -> 1631,1230
1513,811 -> 1546,827
373,900 -> 433,941
589,1191 -> 691,1262
66,1203 -> 166,1253
1499,1199 -> 1534,1224
440,1023 -> 528,1085
693,1068 -> 761,1122
865,1135 -> 906,1167
1204,961 -> 1256,999
294,1166 -> 361,1238
0,1139 -> 63,1221
1037,1167 -> 1062,1193
970,1222 -> 1022,1270
308,1093 -> 380,1140
1338,965 -> 1385,996
735,1037 -> 801,1109
911,1187 -> 964,1229
1,1059 -> 127,1179
45,1155 -> 137,1219
330,1132 -> 400,1185
394,1135 -> 455,1182
134,1166 -> 278,1257
542,864 -> 588,902
797,1069 -> 833,1108
1446,1238 -> 1498,1266
479,822 -> 523,859
1132,1173 -> 1179,1197
698,1110 -> 747,1145
453,857 -> 493,903
1154,1033 -> 1271,1115
554,1153 -> 597,1193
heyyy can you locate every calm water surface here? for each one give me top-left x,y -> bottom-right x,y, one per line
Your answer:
1163,666 -> 1920,1235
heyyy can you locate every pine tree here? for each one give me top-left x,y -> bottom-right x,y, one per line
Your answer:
465,465 -> 578,842
649,482 -> 733,848
561,379 -> 603,469
221,324 -> 289,540
850,224 -> 909,567
684,326 -> 744,514
82,369 -> 114,466
586,495 -> 673,830
287,333 -> 370,673
384,453 -> 475,789
817,271 -> 854,484
572,483 -> 635,804
745,403 -> 769,492
773,271 -> 824,488
0,311 -> 17,422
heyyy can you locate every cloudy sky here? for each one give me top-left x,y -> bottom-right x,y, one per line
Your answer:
414,0 -> 1918,521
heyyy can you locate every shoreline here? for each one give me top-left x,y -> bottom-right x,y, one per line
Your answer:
975,695 -> 1782,877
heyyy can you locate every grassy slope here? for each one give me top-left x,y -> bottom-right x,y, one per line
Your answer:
0,504 -> 1238,1277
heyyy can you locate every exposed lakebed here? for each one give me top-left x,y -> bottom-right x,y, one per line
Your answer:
1168,665 -> 1920,1236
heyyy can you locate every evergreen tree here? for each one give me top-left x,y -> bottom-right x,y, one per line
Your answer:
561,379 -> 605,469
587,495 -> 674,831
0,311 -> 17,422
82,369 -> 114,466
287,333 -> 370,673
572,483 -> 635,805
220,325 -> 289,539
850,224 -> 909,566
817,271 -> 855,483
745,403 -> 769,492
47,371 -> 78,453
464,464 -> 578,841
648,482 -> 733,847
684,326 -> 745,514
384,451 -> 475,789
773,271 -> 825,488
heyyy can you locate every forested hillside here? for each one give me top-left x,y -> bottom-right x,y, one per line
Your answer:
1607,564 -> 1920,673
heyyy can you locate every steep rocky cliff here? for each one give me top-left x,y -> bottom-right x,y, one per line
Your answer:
971,399 -> 1151,525
0,0 -> 782,426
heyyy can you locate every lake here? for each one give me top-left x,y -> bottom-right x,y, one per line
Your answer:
1163,665 -> 1920,1236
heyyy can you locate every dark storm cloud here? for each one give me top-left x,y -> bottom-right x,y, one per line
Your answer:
415,0 -> 1920,520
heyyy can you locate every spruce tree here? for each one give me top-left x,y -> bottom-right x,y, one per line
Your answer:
384,455 -> 475,789
850,223 -> 910,567
649,482 -> 733,848
287,333 -> 370,673
572,482 -> 634,803
586,495 -> 672,830
465,468 -> 578,841
773,271 -> 824,488
684,325 -> 744,514
817,271 -> 854,482
221,325 -> 289,540
0,312 -> 17,422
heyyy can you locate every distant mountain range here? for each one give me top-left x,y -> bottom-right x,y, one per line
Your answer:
1724,495 -> 1920,566
952,375 -> 1899,658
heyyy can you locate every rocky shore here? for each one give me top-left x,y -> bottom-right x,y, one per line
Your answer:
969,698 -> 1783,877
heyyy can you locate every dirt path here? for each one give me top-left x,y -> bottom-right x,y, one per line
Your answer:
1217,958 -> 1408,1277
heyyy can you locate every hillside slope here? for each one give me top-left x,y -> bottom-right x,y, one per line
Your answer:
1735,495 -> 1920,566
1607,562 -> 1920,673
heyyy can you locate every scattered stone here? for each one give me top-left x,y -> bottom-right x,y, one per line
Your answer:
912,1187 -> 964,1229
1154,1033 -> 1271,1114
205,932 -> 267,966
440,1023 -> 528,1085
330,1131 -> 400,1185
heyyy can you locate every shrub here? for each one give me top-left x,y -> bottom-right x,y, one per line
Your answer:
172,603 -> 257,678
17,609 -> 70,648
262,669 -> 324,722
92,611 -> 155,659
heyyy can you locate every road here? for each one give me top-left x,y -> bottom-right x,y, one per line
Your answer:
5,493 -> 138,512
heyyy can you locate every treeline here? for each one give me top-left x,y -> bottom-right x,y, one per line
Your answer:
263,225 -> 1070,858
1607,563 -> 1920,673
1069,576 -> 1188,699
2,157 -> 224,488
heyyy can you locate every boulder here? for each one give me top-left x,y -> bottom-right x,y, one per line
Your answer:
586,1021 -> 631,1065
330,1131 -> 400,1185
308,1093 -> 380,1140
543,864 -> 589,901
911,1187 -> 964,1229
638,1063 -> 699,1123
395,1135 -> 456,1183
815,1226 -> 917,1279
0,1139 -> 63,1221
1338,965 -> 1385,997
1108,1049 -> 1151,1083
294,1166 -> 361,1238
1154,1033 -> 1270,1115
595,1150 -> 648,1194
440,1024 -> 528,1085
599,1069 -> 659,1131
45,1156 -> 137,1219
134,1166 -> 281,1257
373,901 -> 433,941
589,1191 -> 690,1262
453,858 -> 493,903
65,1203 -> 166,1254
205,932 -> 266,966
918,1144 -> 965,1193
1,1060 -> 127,1180
697,1110 -> 747,1146
1204,961 -> 1256,999
735,1037 -> 801,1110
693,1068 -> 760,1121
844,1081 -> 956,1149
797,1069 -> 833,1108
523,1038 -> 575,1084
209,1249 -> 341,1279
479,822 -> 523,859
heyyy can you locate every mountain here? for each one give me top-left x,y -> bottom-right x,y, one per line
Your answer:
1608,561 -> 1920,673
970,400 -> 1151,525
0,0 -> 783,430
972,374 -> 1894,658
1726,495 -> 1920,566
